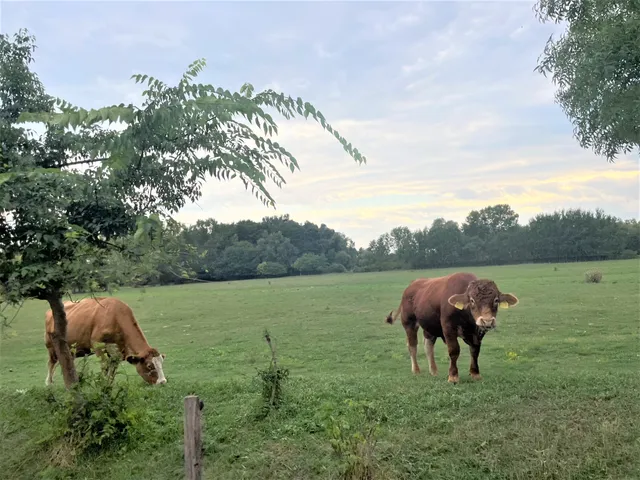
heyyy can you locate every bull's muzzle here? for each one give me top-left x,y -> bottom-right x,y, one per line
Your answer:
477,316 -> 496,329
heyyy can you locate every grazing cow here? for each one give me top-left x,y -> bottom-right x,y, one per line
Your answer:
385,272 -> 518,384
44,297 -> 167,386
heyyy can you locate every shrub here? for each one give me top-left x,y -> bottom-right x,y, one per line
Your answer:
585,270 -> 603,283
322,263 -> 347,274
256,261 -> 288,277
620,249 -> 638,260
293,253 -> 327,274
47,344 -> 141,465
256,329 -> 289,418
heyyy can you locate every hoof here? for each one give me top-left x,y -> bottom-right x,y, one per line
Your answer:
429,368 -> 438,376
447,375 -> 459,384
412,368 -> 421,375
470,373 -> 482,381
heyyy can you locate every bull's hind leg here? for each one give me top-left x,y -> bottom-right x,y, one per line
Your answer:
45,348 -> 58,386
403,324 -> 421,374
423,332 -> 438,376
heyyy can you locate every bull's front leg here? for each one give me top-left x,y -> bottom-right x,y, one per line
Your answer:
469,342 -> 482,380
444,331 -> 460,384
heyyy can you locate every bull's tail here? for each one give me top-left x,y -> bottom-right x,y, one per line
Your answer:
385,303 -> 402,325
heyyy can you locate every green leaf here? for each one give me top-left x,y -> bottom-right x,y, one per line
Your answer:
0,168 -> 62,185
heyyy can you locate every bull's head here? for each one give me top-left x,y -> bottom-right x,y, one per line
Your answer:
447,279 -> 518,330
126,348 -> 167,385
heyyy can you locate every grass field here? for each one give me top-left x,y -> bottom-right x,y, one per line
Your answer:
1,259 -> 639,479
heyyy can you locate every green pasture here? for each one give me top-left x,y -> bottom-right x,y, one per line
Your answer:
1,259 -> 639,479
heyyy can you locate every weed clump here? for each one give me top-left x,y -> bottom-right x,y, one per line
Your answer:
584,270 -> 603,283
322,399 -> 386,480
256,329 -> 289,418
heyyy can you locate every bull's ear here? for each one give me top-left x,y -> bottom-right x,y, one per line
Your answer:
161,353 -> 166,360
448,294 -> 468,310
126,355 -> 143,364
499,293 -> 519,308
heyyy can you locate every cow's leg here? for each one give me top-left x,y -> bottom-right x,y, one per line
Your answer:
423,332 -> 438,376
45,348 -> 58,386
404,324 -> 421,374
444,331 -> 461,384
469,342 -> 482,380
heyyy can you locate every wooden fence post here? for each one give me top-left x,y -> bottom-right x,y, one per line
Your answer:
184,395 -> 203,480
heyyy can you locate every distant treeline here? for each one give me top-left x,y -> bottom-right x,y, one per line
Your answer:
117,205 -> 639,286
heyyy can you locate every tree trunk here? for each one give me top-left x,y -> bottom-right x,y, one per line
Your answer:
46,294 -> 79,387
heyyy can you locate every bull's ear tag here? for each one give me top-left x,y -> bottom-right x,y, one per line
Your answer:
454,302 -> 465,310
499,301 -> 509,309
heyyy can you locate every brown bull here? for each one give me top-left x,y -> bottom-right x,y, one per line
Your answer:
386,272 -> 518,384
44,296 -> 167,386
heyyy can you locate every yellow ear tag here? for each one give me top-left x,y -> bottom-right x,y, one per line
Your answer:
499,301 -> 509,309
454,302 -> 465,310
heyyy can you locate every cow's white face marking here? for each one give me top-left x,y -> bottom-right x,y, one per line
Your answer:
152,355 -> 166,385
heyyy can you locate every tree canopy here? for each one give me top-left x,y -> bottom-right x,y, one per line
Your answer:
97,205 -> 638,288
535,0 -> 640,161
360,205 -> 637,271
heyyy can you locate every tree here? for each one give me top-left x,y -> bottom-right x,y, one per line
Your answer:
293,253 -> 327,274
333,250 -> 353,269
1,29 -> 132,387
622,219 -> 640,254
139,214 -> 359,282
1,29 -> 366,387
534,0 -> 640,161
462,204 -> 519,239
424,218 -> 463,267
256,231 -> 299,267
182,219 -> 238,280
390,226 -> 419,267
214,241 -> 261,279
256,261 -> 288,277
115,218 -> 199,286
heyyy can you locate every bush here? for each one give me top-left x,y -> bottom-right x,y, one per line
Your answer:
256,261 -> 288,277
322,263 -> 347,274
46,345 -> 141,466
585,270 -> 603,283
293,253 -> 327,274
620,249 -> 638,259
334,251 -> 353,270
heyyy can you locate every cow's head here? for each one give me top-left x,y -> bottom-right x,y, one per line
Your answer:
126,348 -> 167,385
447,279 -> 518,331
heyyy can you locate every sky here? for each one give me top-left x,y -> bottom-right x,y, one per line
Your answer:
2,0 -> 638,248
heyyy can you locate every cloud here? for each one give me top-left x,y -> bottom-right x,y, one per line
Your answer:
109,26 -> 188,49
356,4 -> 424,37
264,31 -> 298,44
314,42 -> 337,59
173,105 -> 639,246
7,0 -> 638,249
384,13 -> 422,32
